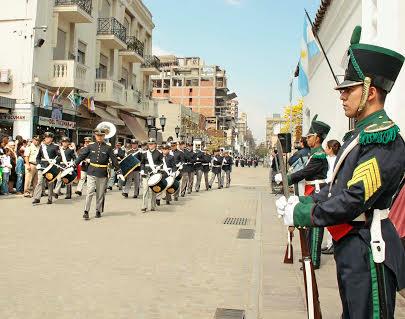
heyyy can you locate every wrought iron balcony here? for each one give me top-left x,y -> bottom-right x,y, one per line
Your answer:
55,0 -> 92,16
142,55 -> 161,70
126,36 -> 144,57
97,17 -> 126,44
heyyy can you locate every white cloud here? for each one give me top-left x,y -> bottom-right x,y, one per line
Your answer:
152,45 -> 174,56
225,0 -> 242,6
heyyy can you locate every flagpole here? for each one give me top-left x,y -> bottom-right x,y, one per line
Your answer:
305,9 -> 339,86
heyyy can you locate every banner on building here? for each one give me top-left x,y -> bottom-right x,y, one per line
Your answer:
38,116 -> 76,129
51,103 -> 63,120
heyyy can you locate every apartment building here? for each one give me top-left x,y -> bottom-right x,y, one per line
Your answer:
150,55 -> 230,130
0,0 -> 160,143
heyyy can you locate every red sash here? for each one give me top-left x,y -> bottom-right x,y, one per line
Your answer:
304,185 -> 315,196
389,185 -> 405,238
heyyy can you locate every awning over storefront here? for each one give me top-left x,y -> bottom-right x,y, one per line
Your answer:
94,107 -> 125,126
119,113 -> 148,140
0,96 -> 15,109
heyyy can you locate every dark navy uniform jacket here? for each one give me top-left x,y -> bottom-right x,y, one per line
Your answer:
211,155 -> 223,174
222,156 -> 234,172
140,149 -> 163,175
202,153 -> 211,173
75,142 -> 120,178
173,149 -> 185,172
194,150 -> 204,170
36,143 -> 60,168
182,149 -> 195,173
58,147 -> 76,168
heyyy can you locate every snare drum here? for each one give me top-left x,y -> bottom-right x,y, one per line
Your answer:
42,163 -> 61,183
61,167 -> 78,185
165,176 -> 180,194
119,154 -> 141,178
147,173 -> 168,194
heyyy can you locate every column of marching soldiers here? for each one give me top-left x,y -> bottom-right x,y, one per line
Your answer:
30,129 -> 235,220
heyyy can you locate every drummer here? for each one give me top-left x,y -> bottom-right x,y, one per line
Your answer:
122,139 -> 142,199
75,136 -> 92,196
54,136 -> 76,199
140,138 -> 163,212
172,141 -> 185,201
74,128 -> 124,220
157,144 -> 176,205
32,132 -> 60,205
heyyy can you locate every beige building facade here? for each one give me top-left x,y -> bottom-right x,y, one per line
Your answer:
0,0 -> 159,143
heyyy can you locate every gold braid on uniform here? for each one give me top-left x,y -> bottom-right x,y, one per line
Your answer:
347,157 -> 381,202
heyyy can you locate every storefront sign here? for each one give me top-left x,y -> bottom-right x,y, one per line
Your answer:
0,114 -> 27,121
38,116 -> 76,129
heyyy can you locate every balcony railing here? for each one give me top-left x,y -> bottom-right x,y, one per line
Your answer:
97,17 -> 126,43
126,36 -> 144,57
141,55 -> 161,70
55,0 -> 92,16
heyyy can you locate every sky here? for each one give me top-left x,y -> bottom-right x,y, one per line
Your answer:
143,0 -> 321,142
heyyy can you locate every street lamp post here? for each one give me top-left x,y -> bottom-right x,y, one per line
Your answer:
175,125 -> 180,138
159,115 -> 167,132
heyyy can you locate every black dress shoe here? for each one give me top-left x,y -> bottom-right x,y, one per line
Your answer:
95,211 -> 101,218
141,208 -> 147,212
181,194 -> 185,197
133,195 -> 138,199
122,193 -> 128,198
151,208 -> 156,211
174,198 -> 178,201
83,211 -> 89,220
156,199 -> 161,206
54,193 -> 58,199
47,199 -> 52,204
32,199 -> 40,204
322,246 -> 334,255
196,189 -> 199,192
75,191 -> 82,196
65,196 -> 71,199
107,186 -> 112,190
209,185 -> 212,189
166,201 -> 170,205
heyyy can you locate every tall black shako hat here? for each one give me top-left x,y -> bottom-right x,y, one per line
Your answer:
335,26 -> 404,93
306,115 -> 330,140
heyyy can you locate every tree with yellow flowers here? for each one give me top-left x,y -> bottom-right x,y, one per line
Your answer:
281,99 -> 303,142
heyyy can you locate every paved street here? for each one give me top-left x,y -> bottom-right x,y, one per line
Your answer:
1,167 -> 404,318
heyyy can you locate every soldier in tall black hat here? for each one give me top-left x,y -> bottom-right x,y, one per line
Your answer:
54,136 -> 76,199
122,139 -> 142,198
194,144 -> 204,192
181,142 -> 196,196
74,128 -> 124,220
277,26 -> 405,318
171,140 -> 184,201
75,136 -> 92,196
275,114 -> 330,269
32,131 -> 60,205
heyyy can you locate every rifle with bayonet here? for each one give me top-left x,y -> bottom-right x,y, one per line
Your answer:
276,138 -> 322,319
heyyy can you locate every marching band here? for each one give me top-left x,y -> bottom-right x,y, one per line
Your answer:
30,122 -> 236,220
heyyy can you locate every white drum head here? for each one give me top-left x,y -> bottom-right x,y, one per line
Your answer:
61,167 -> 74,178
165,176 -> 175,189
148,173 -> 162,187
42,164 -> 53,174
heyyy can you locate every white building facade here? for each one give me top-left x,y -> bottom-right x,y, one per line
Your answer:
0,0 -> 160,144
304,0 -> 405,141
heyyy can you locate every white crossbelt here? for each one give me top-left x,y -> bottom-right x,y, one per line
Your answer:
353,208 -> 389,222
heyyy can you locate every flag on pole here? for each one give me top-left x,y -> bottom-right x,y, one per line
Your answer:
51,87 -> 60,104
67,90 -> 77,108
298,15 -> 320,96
89,96 -> 95,112
43,89 -> 50,109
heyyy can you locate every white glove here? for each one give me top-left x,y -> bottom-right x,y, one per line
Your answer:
36,164 -> 42,170
140,170 -> 145,176
281,196 -> 300,226
49,159 -> 56,164
274,173 -> 282,184
275,196 -> 288,217
117,174 -> 125,182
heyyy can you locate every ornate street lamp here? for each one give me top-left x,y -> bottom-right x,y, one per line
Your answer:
175,125 -> 180,138
146,116 -> 154,128
159,115 -> 167,132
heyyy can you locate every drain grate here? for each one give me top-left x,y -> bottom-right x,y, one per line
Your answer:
223,217 -> 250,226
237,228 -> 255,239
214,308 -> 246,319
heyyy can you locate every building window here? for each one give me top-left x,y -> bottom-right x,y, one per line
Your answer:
53,29 -> 66,60
119,67 -> 128,89
172,78 -> 182,87
96,54 -> 108,79
163,89 -> 169,94
77,41 -> 86,64
157,89 -> 161,93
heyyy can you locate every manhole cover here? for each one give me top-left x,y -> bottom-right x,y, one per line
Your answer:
237,228 -> 255,239
223,217 -> 250,225
214,308 -> 246,319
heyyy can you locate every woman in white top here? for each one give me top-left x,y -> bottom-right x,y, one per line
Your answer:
322,139 -> 341,254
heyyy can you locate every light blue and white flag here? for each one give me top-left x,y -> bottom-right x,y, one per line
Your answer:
43,89 -> 50,109
298,15 -> 320,96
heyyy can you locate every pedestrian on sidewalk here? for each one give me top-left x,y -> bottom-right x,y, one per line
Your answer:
24,136 -> 40,197
277,26 -> 405,318
0,147 -> 13,195
322,139 -> 341,255
15,148 -> 25,194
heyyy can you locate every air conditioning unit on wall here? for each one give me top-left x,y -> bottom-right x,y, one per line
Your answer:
0,69 -> 11,83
